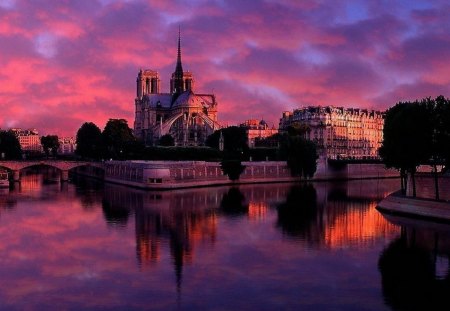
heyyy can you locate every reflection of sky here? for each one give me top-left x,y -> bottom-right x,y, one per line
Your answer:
0,175 -> 403,310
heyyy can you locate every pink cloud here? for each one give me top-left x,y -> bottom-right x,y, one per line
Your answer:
0,0 -> 450,136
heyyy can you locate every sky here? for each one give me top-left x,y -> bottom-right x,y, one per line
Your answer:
1,0 -> 450,136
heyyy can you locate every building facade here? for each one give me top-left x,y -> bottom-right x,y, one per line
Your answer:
133,32 -> 221,146
279,106 -> 384,160
58,137 -> 76,154
10,128 -> 42,152
240,119 -> 278,148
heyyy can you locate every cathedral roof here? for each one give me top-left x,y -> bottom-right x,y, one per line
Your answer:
172,90 -> 215,109
145,94 -> 172,108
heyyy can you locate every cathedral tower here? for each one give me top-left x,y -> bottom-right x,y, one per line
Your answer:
170,28 -> 194,95
137,69 -> 160,98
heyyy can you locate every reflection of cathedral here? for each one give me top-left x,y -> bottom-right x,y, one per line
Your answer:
133,30 -> 221,146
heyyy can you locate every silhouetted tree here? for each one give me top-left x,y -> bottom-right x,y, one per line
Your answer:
102,119 -> 135,159
40,135 -> 60,157
159,134 -> 175,146
220,158 -> 246,181
206,126 -> 249,154
0,130 -> 22,160
76,122 -> 103,160
380,99 -> 435,196
279,129 -> 318,178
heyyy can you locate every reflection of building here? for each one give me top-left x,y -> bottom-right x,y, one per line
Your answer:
10,128 -> 42,152
101,184 -> 218,282
323,201 -> 397,248
240,119 -> 278,148
58,137 -> 76,154
133,31 -> 221,146
279,106 -> 384,159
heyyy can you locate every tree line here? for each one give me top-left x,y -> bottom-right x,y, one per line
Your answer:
1,118 -> 319,181
380,95 -> 450,198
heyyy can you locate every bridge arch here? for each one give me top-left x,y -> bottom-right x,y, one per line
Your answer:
0,161 -> 104,182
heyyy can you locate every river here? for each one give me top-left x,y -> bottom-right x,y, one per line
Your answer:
0,167 -> 449,310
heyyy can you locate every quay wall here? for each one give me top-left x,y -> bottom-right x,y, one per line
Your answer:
406,173 -> 450,201
102,159 -> 399,190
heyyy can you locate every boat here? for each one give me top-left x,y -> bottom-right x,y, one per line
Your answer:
0,170 -> 10,188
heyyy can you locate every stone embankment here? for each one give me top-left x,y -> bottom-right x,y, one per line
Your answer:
377,192 -> 450,222
377,173 -> 450,222
100,158 -> 399,190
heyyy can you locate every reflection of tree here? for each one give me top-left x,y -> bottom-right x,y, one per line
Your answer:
71,175 -> 104,209
101,198 -> 131,227
379,230 -> 450,310
220,187 -> 248,216
276,184 -> 319,241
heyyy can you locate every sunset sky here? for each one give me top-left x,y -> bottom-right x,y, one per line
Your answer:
1,0 -> 449,136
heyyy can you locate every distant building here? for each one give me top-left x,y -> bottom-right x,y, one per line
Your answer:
279,106 -> 384,160
10,128 -> 42,152
133,30 -> 221,146
239,119 -> 278,148
58,137 -> 76,154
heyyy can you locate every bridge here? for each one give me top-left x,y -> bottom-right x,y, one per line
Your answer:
0,160 -> 104,182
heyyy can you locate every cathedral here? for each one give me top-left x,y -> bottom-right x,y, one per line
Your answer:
133,31 -> 221,146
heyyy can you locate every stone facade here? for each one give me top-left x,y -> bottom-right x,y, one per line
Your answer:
133,31 -> 221,146
58,137 -> 76,154
10,128 -> 42,152
240,119 -> 278,148
280,106 -> 384,160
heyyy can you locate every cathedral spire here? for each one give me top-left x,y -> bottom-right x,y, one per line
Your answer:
175,26 -> 183,75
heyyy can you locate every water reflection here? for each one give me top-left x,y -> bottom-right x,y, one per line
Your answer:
102,184 -> 219,290
220,187 -> 249,216
0,169 -> 406,310
274,180 -> 399,248
276,184 -> 319,240
379,215 -> 450,310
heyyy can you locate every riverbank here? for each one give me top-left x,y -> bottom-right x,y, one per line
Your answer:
100,159 -> 399,190
377,192 -> 450,223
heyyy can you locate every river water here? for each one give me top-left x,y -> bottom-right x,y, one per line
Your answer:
0,168 -> 449,310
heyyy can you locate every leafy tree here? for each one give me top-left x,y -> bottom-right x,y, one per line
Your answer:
0,130 -> 22,160
380,100 -> 434,196
433,96 -> 450,171
102,119 -> 135,159
206,126 -> 249,155
76,122 -> 103,160
41,135 -> 60,157
220,158 -> 246,181
159,134 -> 175,146
279,131 -> 318,178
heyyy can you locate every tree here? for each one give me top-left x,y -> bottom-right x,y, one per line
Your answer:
206,126 -> 249,155
279,130 -> 318,178
0,131 -> 22,160
380,99 -> 434,196
76,122 -> 103,160
102,119 -> 135,159
159,134 -> 175,146
220,158 -> 246,181
41,135 -> 60,157
433,96 -> 450,171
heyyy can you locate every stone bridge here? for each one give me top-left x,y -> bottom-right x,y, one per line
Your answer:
0,160 -> 104,182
